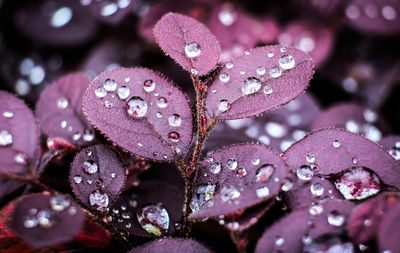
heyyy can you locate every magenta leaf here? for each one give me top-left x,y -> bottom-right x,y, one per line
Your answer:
205,45 -> 313,120
189,144 -> 289,220
153,12 -> 221,76
11,193 -> 85,248
379,135 -> 400,161
377,199 -> 400,253
311,103 -> 388,142
70,145 -> 126,212
83,68 -> 193,161
36,73 -> 95,146
283,129 -> 400,200
255,199 -> 354,253
128,237 -> 213,253
345,0 -> 400,35
0,91 -> 40,174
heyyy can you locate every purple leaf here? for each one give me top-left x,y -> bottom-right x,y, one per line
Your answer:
83,68 -> 193,161
345,0 -> 400,35
205,45 -> 313,120
311,103 -> 388,142
70,145 -> 126,212
127,237 -> 213,253
189,144 -> 289,220
377,199 -> 400,253
278,22 -> 334,67
379,135 -> 400,162
153,12 -> 221,76
283,129 -> 400,200
15,0 -> 98,47
0,91 -> 40,174
36,73 -> 95,146
255,199 -> 354,253
11,193 -> 85,248
347,192 -> 400,244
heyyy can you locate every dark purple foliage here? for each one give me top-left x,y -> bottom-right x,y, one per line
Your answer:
128,237 -> 213,253
36,73 -> 95,146
11,193 -> 85,248
377,199 -> 400,252
70,145 -> 126,212
154,12 -> 221,76
0,91 -> 40,174
205,45 -> 313,120
83,67 -> 193,161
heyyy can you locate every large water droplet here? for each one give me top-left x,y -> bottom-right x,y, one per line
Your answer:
242,77 -> 262,95
117,86 -> 130,99
57,98 -> 69,109
143,80 -> 156,92
103,78 -> 117,91
190,184 -> 216,212
50,7 -> 73,28
95,87 -> 107,98
334,166 -> 381,200
37,210 -> 54,228
219,72 -> 230,83
157,97 -> 168,108
270,67 -> 282,78
83,160 -> 98,174
89,190 -> 109,211
220,186 -> 240,202
297,165 -> 313,180
168,132 -> 180,142
256,164 -> 275,182
327,210 -> 345,226
137,203 -> 169,236
218,100 -> 230,112
226,159 -> 238,170
256,187 -> 270,198
210,162 -> 222,174
50,195 -> 70,212
310,183 -> 324,196
185,42 -> 201,58
0,129 -> 13,146
126,97 -> 148,118
168,114 -> 181,127
279,55 -> 295,70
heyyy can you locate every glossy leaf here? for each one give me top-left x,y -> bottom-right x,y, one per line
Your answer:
128,237 -> 213,253
83,67 -> 193,161
190,144 -> 288,220
154,12 -> 221,76
0,91 -> 40,174
36,73 -> 95,146
11,193 -> 85,248
206,45 -> 313,120
70,145 -> 126,211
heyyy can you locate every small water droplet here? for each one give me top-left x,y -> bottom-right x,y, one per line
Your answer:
2,111 -> 14,118
143,80 -> 156,92
226,159 -> 238,170
103,78 -> 117,91
156,112 -> 162,118
236,168 -> 247,178
346,120 -> 359,133
0,129 -> 13,146
281,180 -> 293,191
265,122 -> 287,138
190,68 -> 198,75
83,160 -> 98,174
275,236 -> 285,247
279,55 -> 295,70
220,186 -> 240,202
168,114 -> 181,127
280,47 -> 287,53
270,67 -> 282,78
190,184 -> 216,212
256,66 -> 266,75
267,52 -> 274,58
23,216 -> 38,228
14,152 -> 27,164
227,221 -> 239,230
210,162 -> 222,174
157,97 -> 168,108
309,204 -> 324,215
333,140 -> 340,148
126,97 -> 148,118
105,100 -> 113,108
137,203 -> 169,236
168,132 -> 180,142
50,195 -> 70,212
57,97 -> 69,109
89,190 -> 109,211
256,187 -> 270,198
240,70 -> 245,75
83,129 -> 94,142
352,158 -> 358,164
95,87 -> 107,98
50,7 -> 72,28
252,158 -> 260,165
73,176 -> 82,184
117,86 -> 130,99
111,172 -> 116,178
310,183 -> 324,196
263,85 -> 273,95
226,62 -> 233,69
302,235 -> 312,245
101,3 -> 118,16
124,77 -> 130,82
218,100 -> 230,112
219,72 -> 230,83
297,165 -> 313,180
242,77 -> 261,95
185,42 -> 201,58
256,164 -> 275,182
306,154 -> 315,163
327,210 -> 345,226
37,210 -> 54,228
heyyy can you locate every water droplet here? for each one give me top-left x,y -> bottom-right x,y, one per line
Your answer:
256,187 -> 270,198
236,168 -> 247,178
143,80 -> 156,92
309,204 -> 324,215
240,70 -> 245,75
3,111 -> 13,118
23,216 -> 38,228
218,7 -> 236,26
157,97 -> 168,108
0,129 -> 13,146
252,158 -> 260,165
68,206 -> 77,216
103,78 -> 117,91
310,183 -> 324,196
226,62 -> 233,69
124,77 -> 130,82
382,5 -> 397,21
137,203 -> 169,236
126,97 -> 148,118
256,66 -> 266,75
101,3 -> 118,16
256,164 -> 275,182
37,210 -> 54,228
244,51 -> 250,55
275,236 -> 285,247
83,160 -> 98,174
95,87 -> 107,98
29,66 -> 45,85
190,184 -> 216,212
60,120 -> 67,128
168,114 -> 181,127
210,162 -> 222,174
105,100 -> 113,108
168,132 -> 180,142
57,97 -> 69,109
346,4 -> 360,19
227,221 -> 239,230
219,73 -> 230,83
117,86 -> 130,99
218,100 -> 230,112
280,47 -> 287,53
306,154 -> 315,163
50,7 -> 72,28
89,190 -> 109,211
297,165 -> 313,180
226,159 -> 238,170
242,77 -> 262,95
281,180 -> 293,191
156,112 -> 162,118
333,140 -> 340,148
346,120 -> 359,133
279,55 -> 295,70
327,210 -> 345,226
334,166 -> 381,200
14,153 -> 27,164
269,67 -> 282,78
190,68 -> 198,75
388,148 -> 400,161
265,122 -> 287,138
302,235 -> 312,245
185,42 -> 201,58
267,52 -> 274,58
263,85 -> 273,94
220,186 -> 240,202
352,158 -> 358,164
73,176 -> 82,184
50,195 -> 70,212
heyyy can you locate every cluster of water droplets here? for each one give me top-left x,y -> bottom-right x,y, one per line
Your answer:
387,140 -> 400,161
15,58 -> 46,96
346,3 -> 397,21
80,0 -> 131,17
344,109 -> 382,142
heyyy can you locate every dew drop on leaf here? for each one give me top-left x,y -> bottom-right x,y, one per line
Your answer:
126,97 -> 148,118
219,72 -> 230,83
136,203 -> 170,236
255,164 -> 275,182
296,165 -> 313,180
226,159 -> 238,170
218,100 -> 230,112
103,78 -> 117,91
256,187 -> 270,198
117,86 -> 130,99
279,55 -> 295,70
143,80 -> 156,92
157,97 -> 168,108
168,114 -> 181,127
0,129 -> 13,146
210,162 -> 222,174
83,160 -> 98,174
327,210 -> 345,226
168,132 -> 180,142
89,190 -> 109,211
184,42 -> 201,58
242,77 -> 262,95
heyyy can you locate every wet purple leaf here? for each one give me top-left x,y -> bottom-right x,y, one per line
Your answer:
0,91 -> 40,174
128,237 -> 213,253
154,12 -> 221,76
189,144 -> 288,220
70,145 -> 126,212
36,73 -> 95,146
11,193 -> 85,248
83,67 -> 193,161
206,45 -> 313,120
